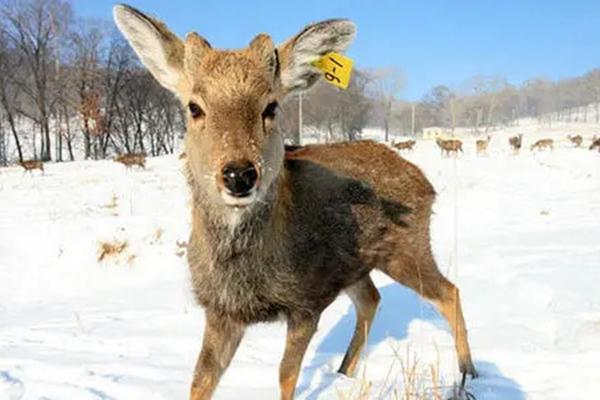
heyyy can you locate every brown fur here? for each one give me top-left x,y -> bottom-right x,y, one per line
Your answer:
590,137 -> 600,152
436,138 -> 463,156
476,136 -> 491,155
509,134 -> 523,154
392,139 -> 416,151
114,153 -> 146,169
19,160 -> 44,174
114,6 -> 477,399
567,135 -> 583,147
530,138 -> 554,152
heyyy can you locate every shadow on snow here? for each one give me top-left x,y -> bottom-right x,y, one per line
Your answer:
297,282 -> 524,400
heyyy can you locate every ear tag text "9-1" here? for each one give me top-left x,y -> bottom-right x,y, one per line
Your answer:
312,52 -> 353,89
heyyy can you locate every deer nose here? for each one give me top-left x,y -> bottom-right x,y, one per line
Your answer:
221,161 -> 259,197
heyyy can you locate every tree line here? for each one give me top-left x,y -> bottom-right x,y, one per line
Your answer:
0,0 -> 377,165
0,0 -> 184,164
398,71 -> 600,135
1,0 -> 599,165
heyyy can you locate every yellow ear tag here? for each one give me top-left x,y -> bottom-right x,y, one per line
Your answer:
312,52 -> 353,89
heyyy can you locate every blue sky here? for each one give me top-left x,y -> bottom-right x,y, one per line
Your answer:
74,0 -> 600,100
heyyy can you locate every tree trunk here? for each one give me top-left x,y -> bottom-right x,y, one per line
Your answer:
0,121 -> 6,166
42,119 -> 51,161
65,110 -> 74,161
3,107 -> 23,163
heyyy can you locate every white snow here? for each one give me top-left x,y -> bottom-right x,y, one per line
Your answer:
1,136 -> 599,400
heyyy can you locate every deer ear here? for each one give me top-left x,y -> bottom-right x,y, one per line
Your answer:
113,4 -> 184,93
277,19 -> 356,93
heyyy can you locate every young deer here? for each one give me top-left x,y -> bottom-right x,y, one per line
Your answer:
530,138 -> 554,152
509,134 -> 523,154
392,139 -> 416,152
114,153 -> 146,169
590,136 -> 600,152
19,160 -> 44,175
436,138 -> 463,157
114,5 -> 477,399
567,134 -> 582,147
475,136 -> 491,155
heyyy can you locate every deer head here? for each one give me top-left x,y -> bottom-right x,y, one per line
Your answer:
114,5 -> 355,212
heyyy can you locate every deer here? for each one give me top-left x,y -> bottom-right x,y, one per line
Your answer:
114,153 -> 146,169
567,134 -> 583,147
590,136 -> 600,152
475,136 -> 491,155
114,5 -> 477,400
508,134 -> 523,154
392,139 -> 416,151
436,137 -> 463,157
19,160 -> 44,175
530,138 -> 554,152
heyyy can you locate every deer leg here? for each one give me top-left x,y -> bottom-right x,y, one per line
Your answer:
381,253 -> 477,379
279,315 -> 318,400
190,311 -> 246,400
338,275 -> 380,377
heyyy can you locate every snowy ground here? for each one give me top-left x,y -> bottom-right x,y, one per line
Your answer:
1,138 -> 599,400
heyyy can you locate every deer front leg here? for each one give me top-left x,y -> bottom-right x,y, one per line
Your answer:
279,315 -> 319,400
190,311 -> 246,400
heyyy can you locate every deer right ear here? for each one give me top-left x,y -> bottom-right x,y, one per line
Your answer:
113,4 -> 184,93
277,19 -> 356,93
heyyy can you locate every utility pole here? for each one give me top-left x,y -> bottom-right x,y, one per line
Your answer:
0,119 -> 5,166
297,92 -> 303,145
411,103 -> 416,137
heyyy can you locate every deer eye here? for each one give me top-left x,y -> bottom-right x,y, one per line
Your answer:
262,101 -> 278,120
188,102 -> 204,119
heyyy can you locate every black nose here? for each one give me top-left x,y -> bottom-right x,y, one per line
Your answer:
221,161 -> 258,197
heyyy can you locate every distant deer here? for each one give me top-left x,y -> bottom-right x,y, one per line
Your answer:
509,134 -> 523,154
567,135 -> 583,147
114,153 -> 146,169
392,139 -> 416,151
19,160 -> 44,175
114,5 -> 477,400
475,136 -> 491,155
590,136 -> 600,152
436,137 -> 463,156
530,138 -> 554,152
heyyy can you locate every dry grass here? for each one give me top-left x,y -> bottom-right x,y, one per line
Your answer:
336,366 -> 373,400
147,227 -> 164,245
336,343 -> 474,400
102,194 -> 118,210
175,240 -> 188,257
97,240 -> 128,262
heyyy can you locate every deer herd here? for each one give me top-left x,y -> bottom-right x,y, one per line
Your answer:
430,132 -> 596,157
14,133 -> 596,177
390,132 -> 597,160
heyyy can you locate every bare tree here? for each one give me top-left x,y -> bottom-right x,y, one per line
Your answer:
1,0 -> 73,161
70,18 -> 104,159
0,30 -> 24,162
370,67 -> 404,141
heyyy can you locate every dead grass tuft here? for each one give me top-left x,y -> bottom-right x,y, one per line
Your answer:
102,194 -> 118,209
337,343 -> 475,400
175,240 -> 188,257
147,227 -> 164,245
97,240 -> 128,262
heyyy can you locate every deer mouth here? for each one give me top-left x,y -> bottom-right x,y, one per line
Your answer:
221,189 -> 257,208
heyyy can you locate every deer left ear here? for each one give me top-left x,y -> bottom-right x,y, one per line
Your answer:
113,4 -> 184,93
249,34 -> 277,81
277,19 -> 356,94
